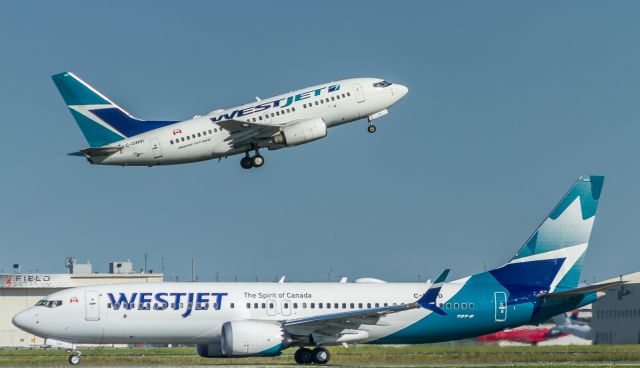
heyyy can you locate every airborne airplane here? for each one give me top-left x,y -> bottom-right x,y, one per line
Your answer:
13,176 -> 630,365
52,72 -> 408,169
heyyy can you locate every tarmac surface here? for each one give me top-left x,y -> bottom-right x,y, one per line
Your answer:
5,344 -> 640,367
12,364 -> 640,368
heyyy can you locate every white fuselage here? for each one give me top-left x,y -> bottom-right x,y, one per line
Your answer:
92,78 -> 407,166
12,281 -> 458,345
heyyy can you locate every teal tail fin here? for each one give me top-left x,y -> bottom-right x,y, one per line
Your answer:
502,176 -> 604,292
52,72 -> 177,147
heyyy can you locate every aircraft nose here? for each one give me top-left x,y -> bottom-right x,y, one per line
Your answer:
395,84 -> 409,98
12,309 -> 37,333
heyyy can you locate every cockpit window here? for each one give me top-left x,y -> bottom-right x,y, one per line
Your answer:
373,81 -> 392,88
36,300 -> 62,308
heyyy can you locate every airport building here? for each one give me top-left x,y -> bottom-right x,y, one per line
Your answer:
0,258 -> 162,347
592,272 -> 640,344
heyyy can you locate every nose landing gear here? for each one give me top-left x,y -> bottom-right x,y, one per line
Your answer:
240,149 -> 265,169
367,124 -> 377,134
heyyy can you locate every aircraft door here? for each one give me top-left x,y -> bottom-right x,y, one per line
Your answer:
352,83 -> 365,103
281,299 -> 291,316
84,290 -> 100,321
494,292 -> 507,322
150,138 -> 163,158
266,299 -> 277,316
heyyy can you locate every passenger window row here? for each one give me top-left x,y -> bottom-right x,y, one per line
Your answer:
249,106 -> 297,123
245,91 -> 351,123
302,93 -> 350,109
245,301 -> 400,310
438,302 -> 475,310
170,128 -> 218,145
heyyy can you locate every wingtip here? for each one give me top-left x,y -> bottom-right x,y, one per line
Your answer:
434,269 -> 450,284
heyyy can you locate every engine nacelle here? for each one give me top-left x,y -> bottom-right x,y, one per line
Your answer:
271,118 -> 327,148
221,320 -> 287,357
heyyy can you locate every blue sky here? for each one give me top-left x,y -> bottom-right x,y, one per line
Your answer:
0,1 -> 639,283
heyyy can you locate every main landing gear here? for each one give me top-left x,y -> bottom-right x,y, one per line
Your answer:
294,347 -> 330,365
240,149 -> 264,169
68,351 -> 81,365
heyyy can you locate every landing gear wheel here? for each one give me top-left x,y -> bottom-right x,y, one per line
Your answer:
294,347 -> 313,365
68,355 -> 80,365
312,347 -> 330,364
368,124 -> 377,134
251,154 -> 264,168
240,156 -> 253,169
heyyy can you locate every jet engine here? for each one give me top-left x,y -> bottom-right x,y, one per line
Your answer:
220,320 -> 289,357
270,118 -> 327,148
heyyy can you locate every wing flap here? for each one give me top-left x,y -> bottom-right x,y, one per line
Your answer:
284,304 -> 409,327
216,119 -> 281,148
217,119 -> 279,133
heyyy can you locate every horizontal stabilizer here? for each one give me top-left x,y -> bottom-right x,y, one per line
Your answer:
69,146 -> 122,158
417,269 -> 450,315
538,280 -> 627,301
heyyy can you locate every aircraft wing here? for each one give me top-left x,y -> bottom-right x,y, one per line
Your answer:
284,303 -> 412,327
281,270 -> 450,339
281,303 -> 416,338
217,120 -> 282,147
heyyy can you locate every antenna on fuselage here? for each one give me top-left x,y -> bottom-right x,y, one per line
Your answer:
191,258 -> 195,282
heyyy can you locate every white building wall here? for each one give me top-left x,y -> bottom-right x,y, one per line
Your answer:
592,283 -> 640,344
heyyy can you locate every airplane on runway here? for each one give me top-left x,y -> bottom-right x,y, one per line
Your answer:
13,176 -> 631,365
52,72 -> 408,169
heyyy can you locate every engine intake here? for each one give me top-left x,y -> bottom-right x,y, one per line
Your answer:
271,118 -> 327,148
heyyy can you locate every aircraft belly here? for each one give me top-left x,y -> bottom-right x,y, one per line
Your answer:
96,139 -> 220,166
100,318 -> 221,343
324,107 -> 361,128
